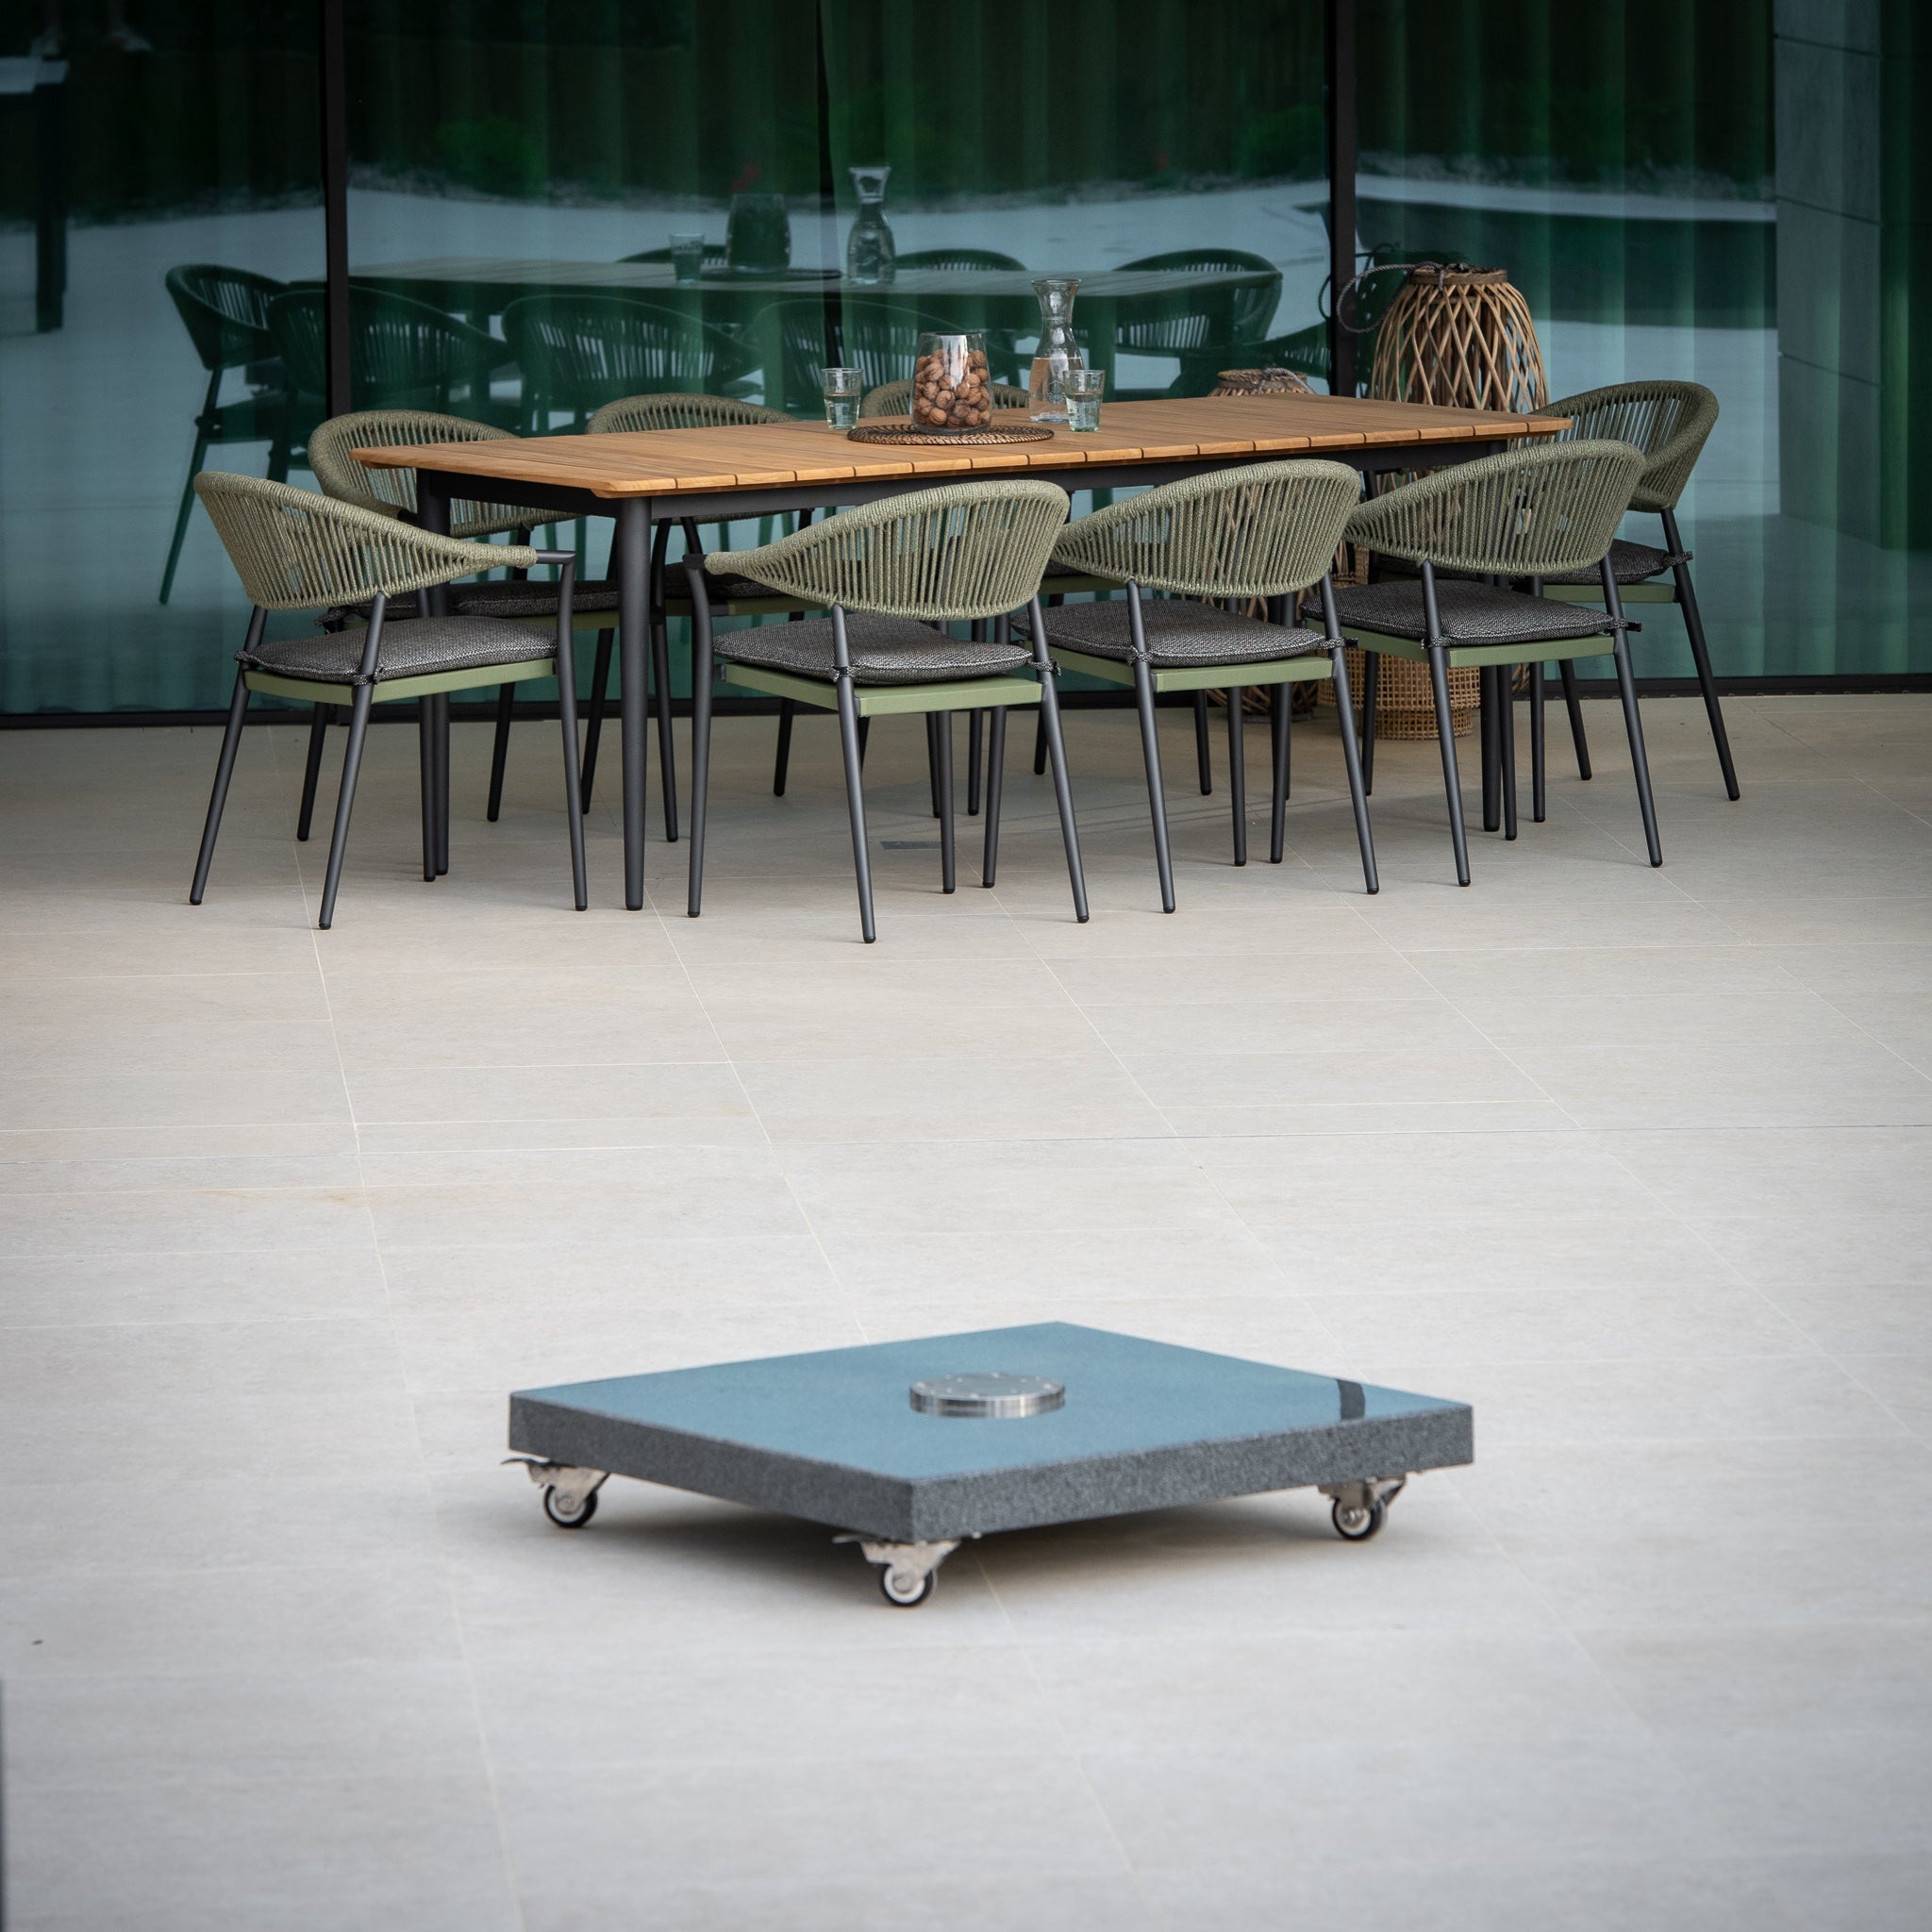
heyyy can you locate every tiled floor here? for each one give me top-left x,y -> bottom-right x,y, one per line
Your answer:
4,691 -> 1930,1931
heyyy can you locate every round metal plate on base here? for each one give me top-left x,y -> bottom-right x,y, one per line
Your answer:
909,1372 -> 1066,1419
848,422 -> 1056,447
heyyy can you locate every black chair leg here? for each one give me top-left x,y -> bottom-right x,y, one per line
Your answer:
433,692 -> 451,875
982,707 -> 1008,886
1330,647 -> 1378,894
651,616 -> 679,842
418,700 -> 438,882
1500,666 -> 1519,840
1038,674 -> 1090,924
1132,656 -> 1176,913
486,682 -> 514,823
936,713 -> 958,893
158,428 -> 209,606
1033,706 -> 1048,775
688,641 -> 713,918
1529,663 -> 1547,822
1193,689 -> 1213,794
837,679 -> 876,942
772,697 -> 794,796
318,684 -> 375,930
296,705 -> 329,842
1558,658 -> 1592,779
926,713 -> 942,819
1611,630 -> 1663,867
557,641 -> 589,912
858,715 -> 871,765
1225,685 -> 1247,866
1480,665 -> 1502,834
967,708 -> 984,817
1665,525 -> 1740,801
1425,645 -> 1471,887
1269,682 -> 1290,864
1360,647 -> 1379,794
190,669 -> 250,904
581,628 -> 614,813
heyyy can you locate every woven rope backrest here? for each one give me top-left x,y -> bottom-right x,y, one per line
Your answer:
1538,381 -> 1717,513
1116,250 -> 1282,352
774,300 -> 965,401
859,378 -> 1029,418
726,480 -> 1071,621
1050,459 -> 1362,598
502,295 -> 750,402
193,472 -> 539,611
267,289 -> 500,404
586,393 -> 792,434
306,410 -> 567,539
1344,439 -> 1646,577
165,264 -> 285,373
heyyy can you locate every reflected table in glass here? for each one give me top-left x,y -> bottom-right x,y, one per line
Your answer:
507,1322 -> 1474,1607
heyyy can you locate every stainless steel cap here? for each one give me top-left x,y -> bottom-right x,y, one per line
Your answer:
909,1372 -> 1066,1419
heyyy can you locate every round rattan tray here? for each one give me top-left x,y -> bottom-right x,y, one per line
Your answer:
848,422 -> 1055,447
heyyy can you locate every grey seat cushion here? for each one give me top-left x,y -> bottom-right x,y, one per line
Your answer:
242,616 -> 555,684
1024,597 -> 1329,668
675,568 -> 816,607
714,613 -> 1032,687
1541,537 -> 1690,587
1331,579 -> 1618,646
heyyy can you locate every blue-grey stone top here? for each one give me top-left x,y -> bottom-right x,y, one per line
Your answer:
509,1323 -> 1474,1542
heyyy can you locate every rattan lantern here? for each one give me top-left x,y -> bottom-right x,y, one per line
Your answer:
1369,263 -> 1546,413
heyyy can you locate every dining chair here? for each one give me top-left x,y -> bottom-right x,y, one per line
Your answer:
768,297 -> 967,415
267,286 -> 513,440
686,480 -> 1088,942
188,473 -> 587,929
1331,439 -> 1657,885
305,409 -> 622,837
158,263 -> 291,603
892,248 -> 1025,272
1530,381 -> 1739,801
501,292 -> 759,429
1027,459 -> 1377,911
1113,247 -> 1282,397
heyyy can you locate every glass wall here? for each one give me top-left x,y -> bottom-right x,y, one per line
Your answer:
1355,0 -> 1931,679
0,0 -> 323,713
1,0 -> 1924,715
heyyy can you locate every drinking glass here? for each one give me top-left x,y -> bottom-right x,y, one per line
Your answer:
822,366 -> 864,430
1062,366 -> 1106,432
668,231 -> 707,284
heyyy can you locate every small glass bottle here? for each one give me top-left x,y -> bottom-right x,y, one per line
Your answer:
845,165 -> 896,286
1028,275 -> 1083,423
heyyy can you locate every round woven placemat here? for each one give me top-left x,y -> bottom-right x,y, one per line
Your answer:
848,422 -> 1055,446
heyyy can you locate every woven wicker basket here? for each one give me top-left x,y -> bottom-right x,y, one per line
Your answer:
1208,366 -> 1315,398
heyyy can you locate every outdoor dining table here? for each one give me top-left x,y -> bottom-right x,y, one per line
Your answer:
354,392 -> 1566,910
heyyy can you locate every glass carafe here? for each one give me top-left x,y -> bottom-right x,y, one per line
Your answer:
1028,276 -> 1083,423
845,165 -> 896,286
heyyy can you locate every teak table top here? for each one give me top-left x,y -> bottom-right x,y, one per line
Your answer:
355,394 -> 1566,503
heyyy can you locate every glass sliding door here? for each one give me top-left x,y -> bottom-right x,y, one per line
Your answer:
0,3 -> 324,714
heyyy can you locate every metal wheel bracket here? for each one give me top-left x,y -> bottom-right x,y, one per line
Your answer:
834,1533 -> 962,1597
504,1457 -> 609,1518
1319,1474 -> 1408,1518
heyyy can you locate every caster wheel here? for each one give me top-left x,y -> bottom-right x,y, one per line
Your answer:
878,1565 -> 934,1607
543,1484 -> 598,1529
1332,1496 -> 1385,1541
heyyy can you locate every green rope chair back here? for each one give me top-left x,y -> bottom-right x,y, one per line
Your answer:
266,288 -> 503,408
586,392 -> 791,434
306,409 -> 572,539
165,263 -> 286,374
1538,381 -> 1717,513
193,472 -> 541,612
725,480 -> 1072,622
893,248 -> 1026,272
1344,438 -> 1646,579
501,294 -> 758,416
859,377 -> 1029,419
1050,459 -> 1362,599
1117,248 -> 1282,350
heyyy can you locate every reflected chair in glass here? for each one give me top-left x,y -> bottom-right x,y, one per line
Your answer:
581,391 -> 815,819
158,263 -> 291,603
188,474 -> 586,929
686,481 -> 1088,943
1531,381 -> 1738,802
1332,439 -> 1657,886
1112,248 -> 1281,398
266,286 -> 512,445
306,409 -> 625,841
1028,460 -> 1376,912
501,292 -> 759,430
768,297 -> 968,415
891,251 -> 1026,379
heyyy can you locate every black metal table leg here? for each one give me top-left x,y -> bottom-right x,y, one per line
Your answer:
615,498 -> 651,908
